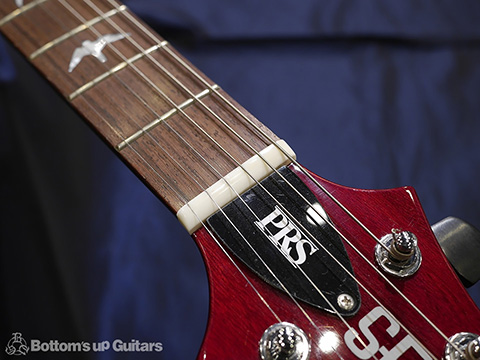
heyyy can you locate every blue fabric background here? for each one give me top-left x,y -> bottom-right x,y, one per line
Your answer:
1,1 -> 480,359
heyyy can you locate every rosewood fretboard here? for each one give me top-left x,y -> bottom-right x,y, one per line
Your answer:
0,0 -> 279,213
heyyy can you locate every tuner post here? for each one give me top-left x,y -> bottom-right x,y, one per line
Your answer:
259,322 -> 310,360
375,229 -> 422,277
444,333 -> 480,360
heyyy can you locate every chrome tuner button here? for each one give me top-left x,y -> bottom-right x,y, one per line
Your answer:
375,229 -> 422,277
444,332 -> 480,360
259,322 -> 310,360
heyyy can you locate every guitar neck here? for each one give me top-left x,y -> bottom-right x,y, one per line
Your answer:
0,0 -> 281,213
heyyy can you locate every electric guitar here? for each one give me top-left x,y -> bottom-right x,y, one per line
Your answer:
1,1 -> 479,359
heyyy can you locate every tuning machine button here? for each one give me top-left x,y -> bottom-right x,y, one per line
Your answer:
432,217 -> 480,287
375,229 -> 422,277
444,332 -> 480,360
259,322 -> 310,360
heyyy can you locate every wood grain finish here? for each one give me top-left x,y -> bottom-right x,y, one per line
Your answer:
0,0 -> 279,212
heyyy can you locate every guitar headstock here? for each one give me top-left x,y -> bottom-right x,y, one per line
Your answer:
193,164 -> 480,359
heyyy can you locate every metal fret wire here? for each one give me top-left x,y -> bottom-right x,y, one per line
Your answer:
37,1 -> 350,357
26,0 -> 457,356
101,0 -> 463,355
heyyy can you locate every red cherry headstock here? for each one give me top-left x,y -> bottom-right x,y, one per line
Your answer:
193,164 -> 480,359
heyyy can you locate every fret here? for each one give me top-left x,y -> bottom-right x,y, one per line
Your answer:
69,42 -> 166,100
30,5 -> 127,59
116,85 -> 220,151
0,0 -> 46,27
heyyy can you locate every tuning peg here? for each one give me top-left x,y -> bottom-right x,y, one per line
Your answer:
432,217 -> 480,287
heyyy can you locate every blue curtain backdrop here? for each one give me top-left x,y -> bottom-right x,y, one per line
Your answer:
1,1 -> 480,359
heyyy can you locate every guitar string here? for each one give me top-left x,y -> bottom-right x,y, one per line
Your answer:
36,1 -> 351,357
34,0 -> 454,354
59,0 -> 442,354
104,0 -> 466,354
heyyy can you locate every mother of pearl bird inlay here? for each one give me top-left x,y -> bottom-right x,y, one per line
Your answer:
15,0 -> 23,7
68,33 -> 129,72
